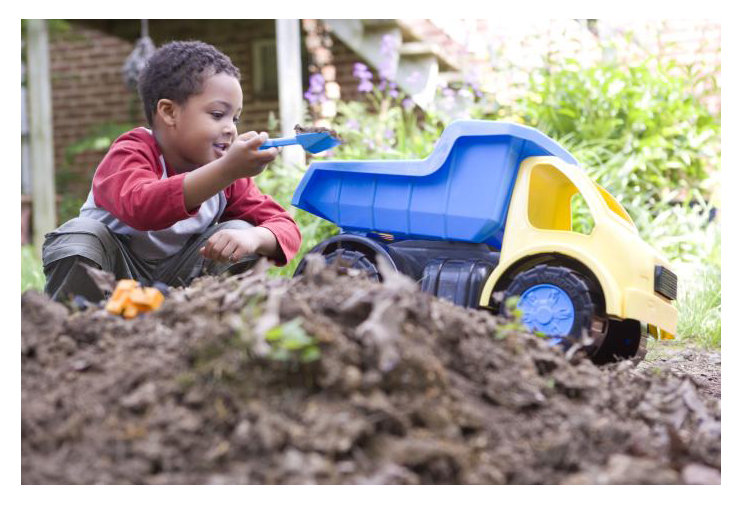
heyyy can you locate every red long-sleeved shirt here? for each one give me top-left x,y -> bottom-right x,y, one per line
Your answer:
79,127 -> 301,264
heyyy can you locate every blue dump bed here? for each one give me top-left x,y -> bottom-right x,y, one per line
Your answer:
292,120 -> 578,249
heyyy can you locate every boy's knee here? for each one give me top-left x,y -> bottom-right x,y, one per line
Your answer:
43,255 -> 106,303
50,217 -> 113,238
42,217 -> 117,272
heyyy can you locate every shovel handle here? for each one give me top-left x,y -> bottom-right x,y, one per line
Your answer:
259,136 -> 298,150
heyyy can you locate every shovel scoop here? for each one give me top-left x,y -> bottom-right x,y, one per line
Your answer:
259,131 -> 342,154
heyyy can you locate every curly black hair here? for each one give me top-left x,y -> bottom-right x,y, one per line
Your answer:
137,40 -> 241,126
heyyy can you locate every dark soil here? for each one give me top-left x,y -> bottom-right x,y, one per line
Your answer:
294,124 -> 340,139
21,258 -> 721,484
639,344 -> 721,401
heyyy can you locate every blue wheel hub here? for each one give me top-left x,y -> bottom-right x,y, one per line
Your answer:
517,284 -> 575,344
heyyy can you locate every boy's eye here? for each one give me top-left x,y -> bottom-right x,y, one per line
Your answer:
233,117 -> 240,125
211,112 -> 224,119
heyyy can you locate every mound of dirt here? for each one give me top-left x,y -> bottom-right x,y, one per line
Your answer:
21,258 -> 721,484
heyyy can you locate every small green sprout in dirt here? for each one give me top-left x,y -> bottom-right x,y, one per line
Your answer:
494,295 -> 527,340
265,317 -> 321,363
504,295 -> 523,318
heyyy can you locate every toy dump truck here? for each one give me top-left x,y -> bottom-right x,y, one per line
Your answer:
291,121 -> 677,363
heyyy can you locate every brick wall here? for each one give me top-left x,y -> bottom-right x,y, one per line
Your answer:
49,26 -> 140,198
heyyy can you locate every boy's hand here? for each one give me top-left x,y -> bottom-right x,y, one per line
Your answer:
182,132 -> 279,212
222,131 -> 278,179
199,227 -> 279,263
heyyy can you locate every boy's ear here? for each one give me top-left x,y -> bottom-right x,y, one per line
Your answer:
156,99 -> 177,127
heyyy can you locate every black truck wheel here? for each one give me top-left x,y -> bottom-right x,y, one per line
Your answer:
322,248 -> 381,282
499,264 -> 647,364
499,265 -> 597,345
590,319 -> 647,365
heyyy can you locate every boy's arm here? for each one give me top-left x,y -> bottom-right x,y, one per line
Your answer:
183,132 -> 277,211
182,158 -> 235,211
220,178 -> 302,266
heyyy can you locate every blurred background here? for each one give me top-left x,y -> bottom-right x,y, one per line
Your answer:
21,19 -> 721,348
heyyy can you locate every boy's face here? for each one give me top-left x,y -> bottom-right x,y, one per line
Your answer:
166,72 -> 243,171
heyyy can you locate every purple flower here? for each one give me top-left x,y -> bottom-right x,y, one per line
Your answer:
384,129 -> 395,140
304,90 -> 319,104
358,79 -> 373,93
402,98 -> 415,111
304,73 -> 326,104
388,81 -> 399,98
353,62 -> 375,93
309,73 -> 325,92
353,62 -> 373,81
345,119 -> 360,130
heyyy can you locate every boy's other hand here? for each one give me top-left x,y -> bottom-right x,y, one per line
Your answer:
199,227 -> 278,263
222,131 -> 278,179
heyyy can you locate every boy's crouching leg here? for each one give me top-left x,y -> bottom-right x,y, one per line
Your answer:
43,255 -> 108,303
42,217 -> 121,303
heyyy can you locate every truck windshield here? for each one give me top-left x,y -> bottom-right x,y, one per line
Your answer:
528,163 -> 596,235
592,181 -> 636,228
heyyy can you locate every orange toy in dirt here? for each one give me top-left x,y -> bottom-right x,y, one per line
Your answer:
105,279 -> 164,318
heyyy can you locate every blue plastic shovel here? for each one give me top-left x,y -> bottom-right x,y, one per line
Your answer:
259,131 -> 341,154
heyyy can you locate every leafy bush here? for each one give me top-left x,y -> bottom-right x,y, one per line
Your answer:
331,88 -> 445,161
517,57 -> 720,204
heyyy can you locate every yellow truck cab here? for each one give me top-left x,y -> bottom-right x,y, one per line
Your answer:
478,155 -> 677,362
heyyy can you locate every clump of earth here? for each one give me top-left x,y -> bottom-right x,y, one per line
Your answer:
294,123 -> 341,140
21,258 -> 721,484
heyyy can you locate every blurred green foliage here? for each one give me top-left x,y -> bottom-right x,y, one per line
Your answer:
676,262 -> 721,349
21,245 -> 44,292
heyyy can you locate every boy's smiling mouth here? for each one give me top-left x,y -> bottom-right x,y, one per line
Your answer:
213,143 -> 230,156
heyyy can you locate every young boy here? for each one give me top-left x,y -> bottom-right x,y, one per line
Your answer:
42,40 -> 302,302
